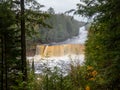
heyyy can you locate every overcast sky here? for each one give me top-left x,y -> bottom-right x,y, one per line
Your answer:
38,0 -> 79,13
37,0 -> 87,21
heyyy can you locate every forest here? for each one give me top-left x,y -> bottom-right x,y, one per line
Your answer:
26,10 -> 85,57
0,0 -> 120,90
38,14 -> 85,43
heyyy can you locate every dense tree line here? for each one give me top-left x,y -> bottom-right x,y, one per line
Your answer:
76,0 -> 120,89
26,13 -> 85,56
38,14 -> 85,43
0,0 -> 49,89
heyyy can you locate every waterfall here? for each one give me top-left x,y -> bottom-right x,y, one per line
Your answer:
27,26 -> 87,74
34,26 -> 87,58
43,45 -> 48,57
53,26 -> 88,45
37,44 -> 84,58
35,45 -> 40,55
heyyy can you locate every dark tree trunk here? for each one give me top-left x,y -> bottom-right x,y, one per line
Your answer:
20,0 -> 27,81
4,34 -> 7,90
1,34 -> 7,90
1,36 -> 4,90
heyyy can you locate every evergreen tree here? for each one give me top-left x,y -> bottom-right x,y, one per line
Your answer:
47,7 -> 55,14
76,0 -> 120,89
0,0 -> 50,89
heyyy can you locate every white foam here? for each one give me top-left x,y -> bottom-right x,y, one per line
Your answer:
28,54 -> 85,75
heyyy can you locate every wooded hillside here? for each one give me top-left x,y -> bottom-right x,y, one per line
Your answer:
34,14 -> 85,44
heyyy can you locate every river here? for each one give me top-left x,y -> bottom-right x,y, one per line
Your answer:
27,26 -> 88,74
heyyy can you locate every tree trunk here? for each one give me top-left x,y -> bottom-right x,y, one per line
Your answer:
20,0 -> 27,81
1,36 -> 4,90
4,34 -> 7,90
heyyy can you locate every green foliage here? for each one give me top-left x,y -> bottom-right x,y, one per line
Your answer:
76,0 -> 120,89
31,66 -> 76,90
38,14 -> 85,43
47,7 -> 55,14
28,62 -> 99,90
0,1 -> 22,89
0,0 -> 50,89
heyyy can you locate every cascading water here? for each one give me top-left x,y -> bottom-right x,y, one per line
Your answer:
49,26 -> 88,45
28,26 -> 88,74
